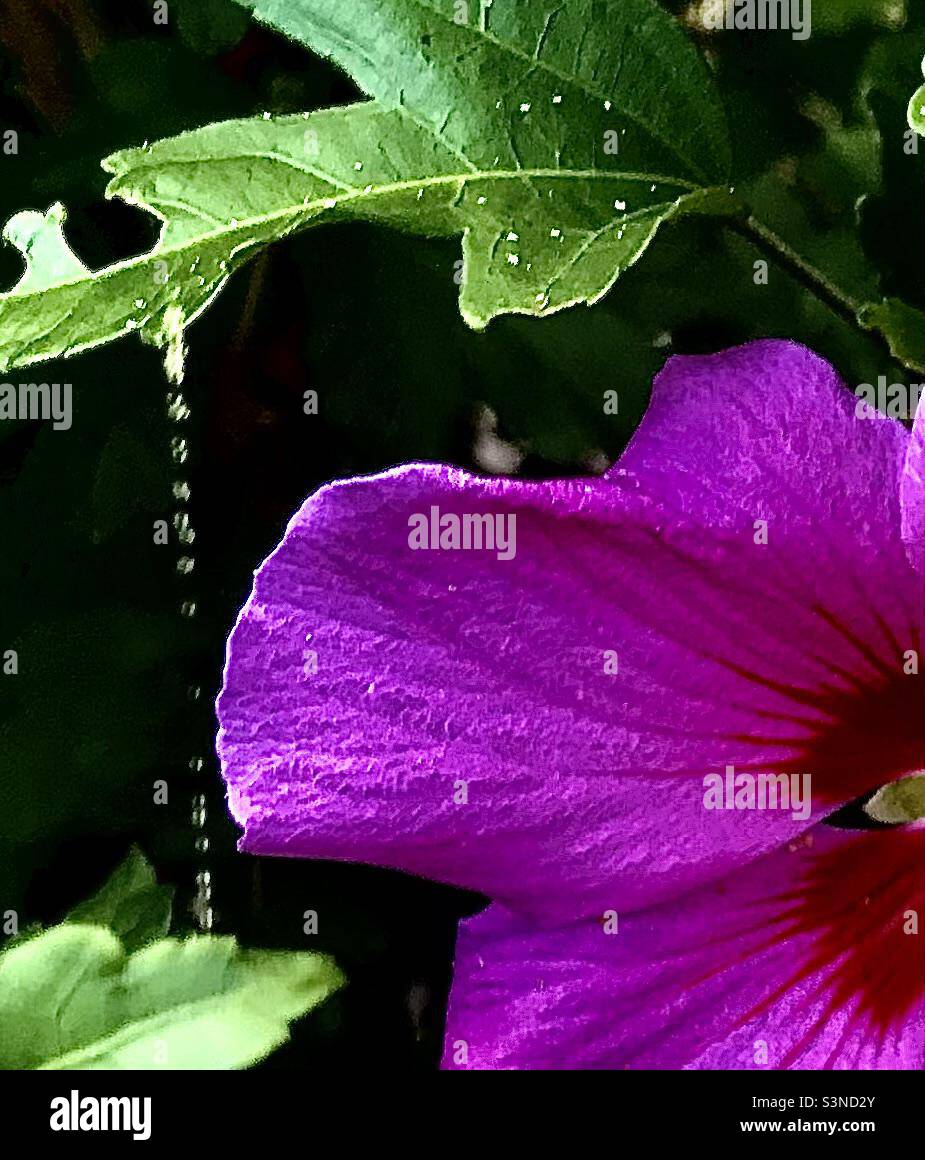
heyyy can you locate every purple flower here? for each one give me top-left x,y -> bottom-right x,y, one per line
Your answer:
216,341 -> 923,1070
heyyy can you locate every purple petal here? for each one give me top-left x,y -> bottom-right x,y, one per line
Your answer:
901,392 -> 923,571
442,826 -> 924,1070
617,340 -> 908,558
217,422 -> 920,919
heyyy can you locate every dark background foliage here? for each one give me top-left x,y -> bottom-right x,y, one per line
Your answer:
0,0 -> 921,1068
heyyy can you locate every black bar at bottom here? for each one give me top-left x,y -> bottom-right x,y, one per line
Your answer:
1,1065 -> 920,1145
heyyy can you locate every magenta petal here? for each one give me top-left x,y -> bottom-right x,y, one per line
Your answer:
617,340 -> 908,558
442,826 -> 924,1070
901,393 -> 923,571
217,445 -> 919,919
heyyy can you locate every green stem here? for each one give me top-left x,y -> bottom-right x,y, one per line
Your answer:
733,215 -> 919,378
730,213 -> 925,378
728,215 -> 923,378
730,214 -> 863,326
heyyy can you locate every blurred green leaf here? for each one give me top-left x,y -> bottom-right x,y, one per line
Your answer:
0,348 -> 194,911
87,424 -> 165,544
0,923 -> 343,1070
858,297 -> 925,373
908,79 -> 925,135
174,0 -> 251,56
812,0 -> 906,33
859,31 -> 925,312
65,847 -> 174,953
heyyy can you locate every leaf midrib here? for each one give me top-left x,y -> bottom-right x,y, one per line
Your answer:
3,165 -> 697,304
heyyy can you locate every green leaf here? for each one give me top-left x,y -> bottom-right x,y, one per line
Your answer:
0,0 -> 731,374
2,204 -> 89,293
237,0 -> 730,183
64,847 -> 174,953
235,0 -> 732,327
858,297 -> 925,374
0,924 -> 343,1070
908,83 -> 925,136
908,53 -> 925,136
0,194 -> 251,383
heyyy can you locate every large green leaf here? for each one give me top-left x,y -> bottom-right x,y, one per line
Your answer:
234,0 -> 732,326
238,0 -> 730,184
0,0 -> 731,376
0,924 -> 343,1070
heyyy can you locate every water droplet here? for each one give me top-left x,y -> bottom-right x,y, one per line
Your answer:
173,512 -> 195,544
167,393 -> 191,423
